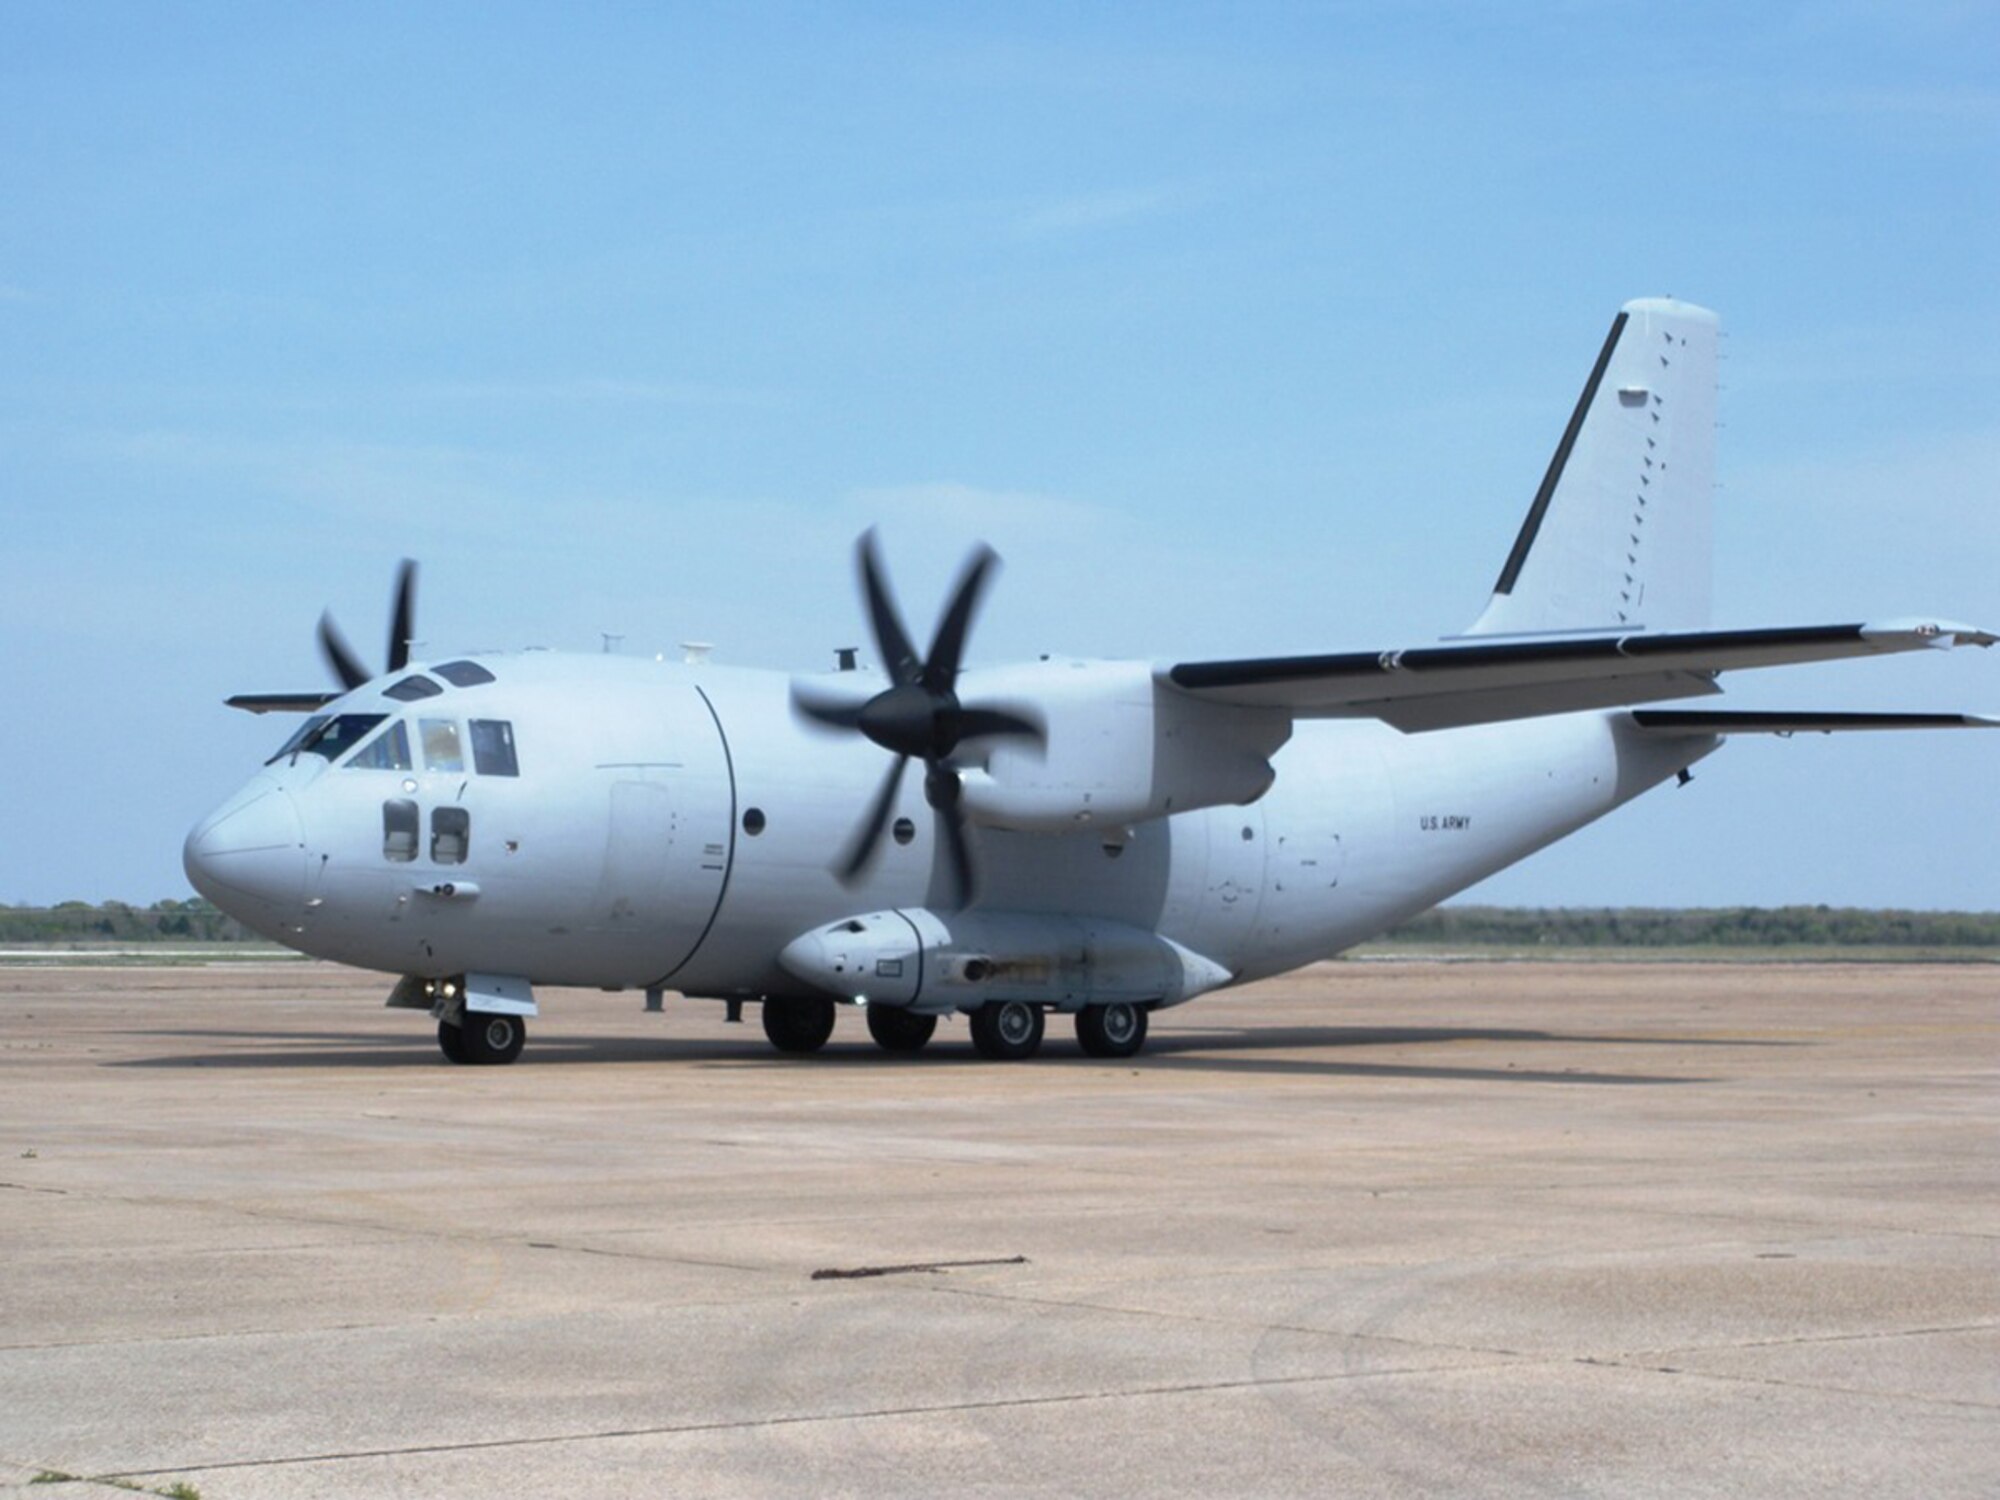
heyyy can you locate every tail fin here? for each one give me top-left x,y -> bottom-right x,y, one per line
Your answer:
1467,298 -> 1719,637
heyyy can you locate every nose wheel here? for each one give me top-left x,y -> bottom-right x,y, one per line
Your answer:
439,1012 -> 526,1065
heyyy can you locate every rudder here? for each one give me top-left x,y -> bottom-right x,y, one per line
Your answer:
1468,298 -> 1718,636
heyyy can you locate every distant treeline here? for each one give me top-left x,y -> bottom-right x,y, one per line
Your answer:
2,900 -> 1995,950
0,899 -> 255,944
1380,905 -> 2000,949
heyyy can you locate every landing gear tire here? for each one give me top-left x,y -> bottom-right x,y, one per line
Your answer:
458,1012 -> 526,1066
1076,1002 -> 1149,1059
763,996 -> 837,1054
437,1018 -> 469,1064
970,1000 -> 1045,1061
865,1005 -> 937,1053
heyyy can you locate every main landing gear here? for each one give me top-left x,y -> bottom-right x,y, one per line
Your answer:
1075,1000 -> 1148,1059
762,995 -> 838,1054
753,996 -> 1154,1061
865,1004 -> 938,1053
969,999 -> 1045,1061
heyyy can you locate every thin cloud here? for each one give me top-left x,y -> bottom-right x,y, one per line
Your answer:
1011,185 -> 1194,239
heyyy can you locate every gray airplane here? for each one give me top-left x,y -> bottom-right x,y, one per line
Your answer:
185,299 -> 1994,1065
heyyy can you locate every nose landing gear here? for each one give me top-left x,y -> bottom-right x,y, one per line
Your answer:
440,1010 -> 526,1066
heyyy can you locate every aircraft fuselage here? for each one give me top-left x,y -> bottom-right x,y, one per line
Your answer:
187,650 -> 1712,1005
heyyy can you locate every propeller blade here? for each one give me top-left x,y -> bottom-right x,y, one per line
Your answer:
926,763 -> 977,910
956,703 -> 1046,746
835,754 -> 911,885
317,612 -> 370,691
923,544 -> 999,696
790,682 -> 871,732
386,559 -> 418,673
857,529 -> 923,688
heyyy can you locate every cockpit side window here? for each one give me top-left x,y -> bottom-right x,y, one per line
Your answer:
470,719 -> 519,777
268,715 -> 331,765
420,719 -> 465,773
286,714 -> 388,763
346,720 -> 414,771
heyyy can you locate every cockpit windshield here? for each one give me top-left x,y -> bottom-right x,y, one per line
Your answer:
268,716 -> 330,764
268,713 -> 388,765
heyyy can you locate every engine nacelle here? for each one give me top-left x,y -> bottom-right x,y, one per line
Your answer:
953,660 -> 1289,833
778,908 -> 1234,1016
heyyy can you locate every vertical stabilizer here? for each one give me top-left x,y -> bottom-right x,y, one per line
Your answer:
1468,298 -> 1718,636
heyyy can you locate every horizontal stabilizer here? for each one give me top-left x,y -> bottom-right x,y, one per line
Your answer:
1632,709 -> 2000,735
1166,618 -> 1995,733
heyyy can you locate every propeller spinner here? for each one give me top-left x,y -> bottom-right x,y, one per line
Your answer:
793,531 -> 1043,908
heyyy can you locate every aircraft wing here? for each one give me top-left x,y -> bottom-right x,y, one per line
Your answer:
1164,619 -> 1996,733
225,692 -> 342,715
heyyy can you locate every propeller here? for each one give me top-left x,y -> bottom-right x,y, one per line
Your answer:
224,559 -> 422,714
793,530 -> 1044,908
318,559 -> 419,690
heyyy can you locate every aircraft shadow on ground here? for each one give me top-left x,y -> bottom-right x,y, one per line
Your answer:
107,1020 -> 1785,1083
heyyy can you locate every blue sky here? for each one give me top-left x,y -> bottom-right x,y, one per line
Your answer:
3,3 -> 1995,909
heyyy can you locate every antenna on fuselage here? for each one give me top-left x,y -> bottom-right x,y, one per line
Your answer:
600,632 -> 624,654
681,642 -> 714,665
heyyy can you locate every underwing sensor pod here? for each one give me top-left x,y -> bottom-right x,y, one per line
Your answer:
187,298 -> 1997,1064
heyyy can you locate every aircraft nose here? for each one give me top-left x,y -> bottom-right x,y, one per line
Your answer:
183,780 -> 307,922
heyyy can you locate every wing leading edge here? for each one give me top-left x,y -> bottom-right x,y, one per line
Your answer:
1164,619 -> 1995,733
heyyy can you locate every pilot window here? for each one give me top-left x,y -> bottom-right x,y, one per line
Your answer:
470,719 -> 519,777
279,714 -> 387,764
346,720 -> 414,771
431,806 -> 470,864
385,674 -> 443,702
420,719 -> 465,773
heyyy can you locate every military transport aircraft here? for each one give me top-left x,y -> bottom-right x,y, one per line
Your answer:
184,299 -> 1995,1065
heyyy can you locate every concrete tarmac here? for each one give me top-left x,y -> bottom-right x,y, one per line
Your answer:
1,959 -> 1995,1498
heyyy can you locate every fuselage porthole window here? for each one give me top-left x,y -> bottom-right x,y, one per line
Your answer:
346,720 -> 414,771
470,719 -> 519,777
421,719 -> 465,773
383,799 -> 419,862
432,806 -> 470,865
